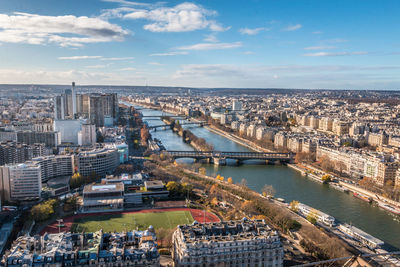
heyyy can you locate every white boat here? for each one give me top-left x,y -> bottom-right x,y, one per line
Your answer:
297,203 -> 336,227
338,223 -> 384,249
378,202 -> 400,215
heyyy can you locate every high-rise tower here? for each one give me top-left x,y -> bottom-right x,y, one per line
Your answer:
72,82 -> 77,118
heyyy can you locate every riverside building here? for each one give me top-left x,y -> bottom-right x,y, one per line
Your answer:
172,218 -> 283,267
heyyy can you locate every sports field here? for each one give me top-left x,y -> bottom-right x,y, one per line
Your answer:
70,210 -> 194,232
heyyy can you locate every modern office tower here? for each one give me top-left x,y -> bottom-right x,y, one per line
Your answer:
16,131 -> 61,148
64,89 -> 73,119
172,219 -> 284,267
54,95 -> 65,120
0,163 -> 42,202
232,100 -> 242,111
76,148 -> 119,177
29,155 -> 74,182
53,119 -> 86,144
89,95 -> 105,127
71,82 -> 76,118
78,123 -> 96,146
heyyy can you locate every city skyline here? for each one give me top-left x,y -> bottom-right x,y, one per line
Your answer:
0,0 -> 400,89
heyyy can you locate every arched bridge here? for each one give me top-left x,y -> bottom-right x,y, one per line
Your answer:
159,150 -> 293,165
148,121 -> 208,130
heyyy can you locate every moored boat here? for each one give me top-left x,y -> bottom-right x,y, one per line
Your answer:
353,192 -> 372,203
378,202 -> 400,215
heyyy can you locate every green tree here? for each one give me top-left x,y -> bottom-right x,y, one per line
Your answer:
166,181 -> 182,198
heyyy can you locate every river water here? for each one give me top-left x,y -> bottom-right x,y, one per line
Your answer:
135,106 -> 400,251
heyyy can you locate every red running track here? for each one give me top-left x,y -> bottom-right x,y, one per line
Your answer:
40,208 -> 220,234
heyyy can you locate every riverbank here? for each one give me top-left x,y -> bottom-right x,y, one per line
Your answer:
158,161 -> 357,262
289,162 -> 400,216
126,100 -> 400,250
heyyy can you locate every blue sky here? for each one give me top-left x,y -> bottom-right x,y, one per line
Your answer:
0,0 -> 399,89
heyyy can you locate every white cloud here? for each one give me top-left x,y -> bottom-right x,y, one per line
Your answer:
86,65 -> 108,69
118,67 -> 136,71
101,57 -> 135,60
304,46 -> 336,50
243,51 -> 255,55
204,33 -> 218,42
58,56 -> 134,61
0,68 -> 146,85
239,27 -> 268,35
171,64 -> 400,88
0,12 -> 129,47
150,51 -> 188,56
58,56 -> 103,60
148,62 -> 164,65
101,0 -> 151,6
104,2 -> 228,32
283,24 -> 302,31
304,51 -> 368,57
177,42 -> 242,51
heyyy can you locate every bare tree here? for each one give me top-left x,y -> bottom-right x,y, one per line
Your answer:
262,184 -> 276,197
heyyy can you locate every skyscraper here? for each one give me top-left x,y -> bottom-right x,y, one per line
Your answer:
72,82 -> 76,118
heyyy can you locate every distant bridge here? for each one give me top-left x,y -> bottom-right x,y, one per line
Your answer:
148,121 -> 208,130
158,150 -> 293,165
142,115 -> 185,118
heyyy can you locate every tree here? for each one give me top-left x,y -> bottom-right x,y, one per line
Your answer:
140,125 -> 150,144
321,174 -> 331,183
31,199 -> 58,222
241,200 -> 256,215
289,200 -> 299,212
335,161 -> 347,175
198,167 -> 206,175
70,172 -> 83,189
209,184 -> 219,197
239,178 -> 248,188
320,156 -> 334,172
211,197 -> 219,206
261,184 -> 276,197
166,181 -> 182,198
306,213 -> 317,225
227,177 -> 233,184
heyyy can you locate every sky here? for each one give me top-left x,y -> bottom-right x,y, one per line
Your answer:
0,0 -> 400,89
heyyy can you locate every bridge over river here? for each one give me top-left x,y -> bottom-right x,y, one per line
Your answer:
157,150 -> 294,165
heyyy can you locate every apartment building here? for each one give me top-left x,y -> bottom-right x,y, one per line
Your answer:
0,163 -> 41,202
77,148 -> 119,177
29,155 -> 74,182
2,229 -> 159,267
172,219 -> 283,267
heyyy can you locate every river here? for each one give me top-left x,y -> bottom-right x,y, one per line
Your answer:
134,105 -> 400,251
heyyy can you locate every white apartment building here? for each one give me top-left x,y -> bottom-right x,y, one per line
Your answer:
77,148 -> 119,177
0,163 -> 41,202
29,155 -> 74,182
172,219 -> 283,267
